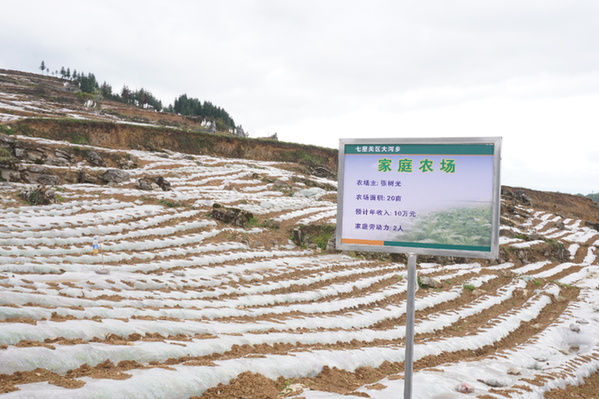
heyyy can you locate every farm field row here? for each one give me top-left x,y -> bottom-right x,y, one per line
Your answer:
0,136 -> 598,398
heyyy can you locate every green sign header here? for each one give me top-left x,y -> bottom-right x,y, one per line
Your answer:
344,143 -> 495,156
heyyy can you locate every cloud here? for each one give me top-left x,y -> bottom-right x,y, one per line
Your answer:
1,0 -> 599,193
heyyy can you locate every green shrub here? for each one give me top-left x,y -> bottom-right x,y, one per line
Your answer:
463,284 -> 476,291
71,134 -> 90,145
0,147 -> 15,163
159,199 -> 184,208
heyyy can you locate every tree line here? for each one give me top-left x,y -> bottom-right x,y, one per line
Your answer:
39,61 -> 236,131
584,193 -> 599,203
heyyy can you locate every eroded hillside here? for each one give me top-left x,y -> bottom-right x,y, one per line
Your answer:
0,68 -> 337,174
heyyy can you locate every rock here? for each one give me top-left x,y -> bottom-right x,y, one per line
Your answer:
117,157 -> 137,169
529,232 -> 542,241
290,225 -> 336,251
0,169 -> 19,182
569,323 -> 581,333
455,382 -> 474,393
24,148 -> 46,163
480,378 -> 508,388
136,178 -> 160,191
47,148 -> 74,166
27,165 -> 47,174
36,174 -> 61,186
20,165 -> 61,185
136,176 -> 172,191
102,169 -> 131,184
211,204 -> 254,227
292,227 -> 304,246
419,276 -> 441,289
326,236 -> 337,252
309,166 -> 336,179
0,133 -> 16,146
507,367 -> 521,375
45,155 -> 70,166
514,190 -> 533,206
585,221 -> 599,231
500,228 -> 520,238
555,295 -> 567,303
153,176 -> 172,191
77,169 -> 101,184
86,150 -> 106,167
19,185 -> 57,205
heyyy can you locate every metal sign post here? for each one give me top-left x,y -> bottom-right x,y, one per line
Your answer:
335,137 -> 502,398
403,253 -> 417,399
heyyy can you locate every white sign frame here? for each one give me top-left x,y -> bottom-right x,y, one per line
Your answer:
336,137 -> 502,259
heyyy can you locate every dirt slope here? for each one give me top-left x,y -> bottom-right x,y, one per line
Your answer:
0,68 -> 337,173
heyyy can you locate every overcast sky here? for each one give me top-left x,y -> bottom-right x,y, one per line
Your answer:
1,0 -> 598,194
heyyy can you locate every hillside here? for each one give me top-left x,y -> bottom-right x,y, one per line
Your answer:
1,68 -> 599,398
0,68 -> 337,173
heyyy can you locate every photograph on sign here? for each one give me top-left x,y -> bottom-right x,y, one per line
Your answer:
336,137 -> 502,259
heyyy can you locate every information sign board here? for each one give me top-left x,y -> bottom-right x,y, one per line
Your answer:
336,137 -> 502,259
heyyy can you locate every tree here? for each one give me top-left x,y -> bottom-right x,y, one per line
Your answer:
39,61 -> 46,74
121,85 -> 131,103
100,82 -> 113,99
171,94 -> 235,130
77,73 -> 99,94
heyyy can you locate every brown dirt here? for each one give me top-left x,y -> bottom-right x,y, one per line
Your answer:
1,68 -> 598,398
0,368 -> 85,393
545,370 -> 599,398
196,372 -> 281,399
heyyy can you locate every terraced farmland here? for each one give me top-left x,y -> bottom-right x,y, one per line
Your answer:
0,134 -> 598,399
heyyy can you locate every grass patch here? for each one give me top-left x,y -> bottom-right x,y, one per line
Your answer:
72,133 -> 91,146
158,199 -> 184,208
247,217 -> 280,230
0,147 -> 16,164
292,224 -> 336,250
76,92 -> 96,102
280,149 -> 327,166
311,225 -> 336,250
19,186 -> 57,205
551,280 -> 578,289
